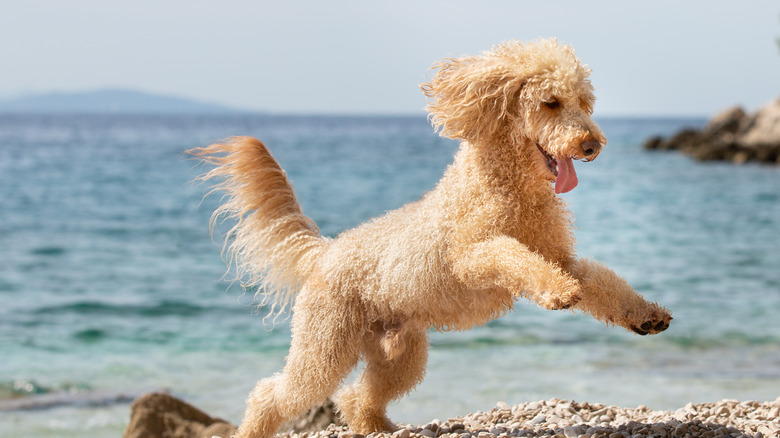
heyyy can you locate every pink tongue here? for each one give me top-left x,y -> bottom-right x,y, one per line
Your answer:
554,157 -> 578,194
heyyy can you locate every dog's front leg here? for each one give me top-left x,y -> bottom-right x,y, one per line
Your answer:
568,258 -> 672,335
449,235 -> 581,309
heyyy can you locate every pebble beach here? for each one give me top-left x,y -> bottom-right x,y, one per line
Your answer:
280,399 -> 780,438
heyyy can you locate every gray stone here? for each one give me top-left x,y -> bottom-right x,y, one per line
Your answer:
393,429 -> 411,438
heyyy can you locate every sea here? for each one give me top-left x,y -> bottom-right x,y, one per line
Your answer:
1,114 -> 778,437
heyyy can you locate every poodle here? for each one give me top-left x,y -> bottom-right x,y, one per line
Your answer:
189,38 -> 672,438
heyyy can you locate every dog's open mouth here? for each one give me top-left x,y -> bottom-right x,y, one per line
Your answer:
536,144 -> 578,194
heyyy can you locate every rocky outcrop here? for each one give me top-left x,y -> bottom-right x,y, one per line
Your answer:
644,98 -> 780,164
123,393 -> 236,438
123,393 -> 342,438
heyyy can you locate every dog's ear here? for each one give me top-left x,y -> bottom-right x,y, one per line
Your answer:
421,53 -> 526,143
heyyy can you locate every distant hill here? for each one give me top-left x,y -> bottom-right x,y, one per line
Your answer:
0,89 -> 245,114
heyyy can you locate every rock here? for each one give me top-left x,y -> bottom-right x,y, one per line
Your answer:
650,424 -> 668,437
279,397 -> 343,433
706,106 -> 746,135
122,392 -> 236,438
427,422 -> 440,432
741,99 -> 780,147
420,428 -> 437,437
643,97 -> 780,164
497,401 -> 512,411
393,429 -> 411,438
124,392 -> 343,438
672,423 -> 688,438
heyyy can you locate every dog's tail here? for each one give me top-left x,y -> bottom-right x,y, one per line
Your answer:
188,136 -> 327,314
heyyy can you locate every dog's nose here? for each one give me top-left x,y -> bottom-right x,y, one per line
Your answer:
581,140 -> 601,157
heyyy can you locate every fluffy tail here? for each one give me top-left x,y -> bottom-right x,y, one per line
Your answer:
188,136 -> 326,314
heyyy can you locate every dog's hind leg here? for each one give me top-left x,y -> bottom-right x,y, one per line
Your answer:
235,288 -> 363,438
336,322 -> 428,434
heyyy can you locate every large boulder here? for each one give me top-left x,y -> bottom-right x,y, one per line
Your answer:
644,98 -> 780,164
123,393 -> 236,438
741,98 -> 780,147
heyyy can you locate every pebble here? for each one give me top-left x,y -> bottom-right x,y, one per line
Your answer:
650,425 -> 667,437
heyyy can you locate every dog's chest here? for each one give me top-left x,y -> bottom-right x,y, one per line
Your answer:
504,201 -> 574,266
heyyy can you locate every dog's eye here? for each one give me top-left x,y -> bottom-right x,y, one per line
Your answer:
543,99 -> 560,110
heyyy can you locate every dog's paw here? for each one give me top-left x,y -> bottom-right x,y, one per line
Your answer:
547,292 -> 581,310
541,279 -> 582,310
629,306 -> 672,336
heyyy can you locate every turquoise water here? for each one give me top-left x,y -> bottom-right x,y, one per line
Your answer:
1,115 -> 778,437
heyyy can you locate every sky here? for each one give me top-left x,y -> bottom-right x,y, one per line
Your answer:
2,0 -> 779,116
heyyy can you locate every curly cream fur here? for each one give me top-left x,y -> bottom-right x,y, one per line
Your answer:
189,138 -> 327,314
190,38 -> 672,438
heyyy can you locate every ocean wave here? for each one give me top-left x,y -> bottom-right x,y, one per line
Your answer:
29,246 -> 67,256
0,380 -> 89,400
0,388 -> 139,412
32,299 -> 228,318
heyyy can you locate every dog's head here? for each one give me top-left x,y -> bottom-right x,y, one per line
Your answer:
421,38 -> 606,194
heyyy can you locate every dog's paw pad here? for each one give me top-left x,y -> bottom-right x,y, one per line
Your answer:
631,321 -> 653,336
653,320 -> 669,331
631,312 -> 672,336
